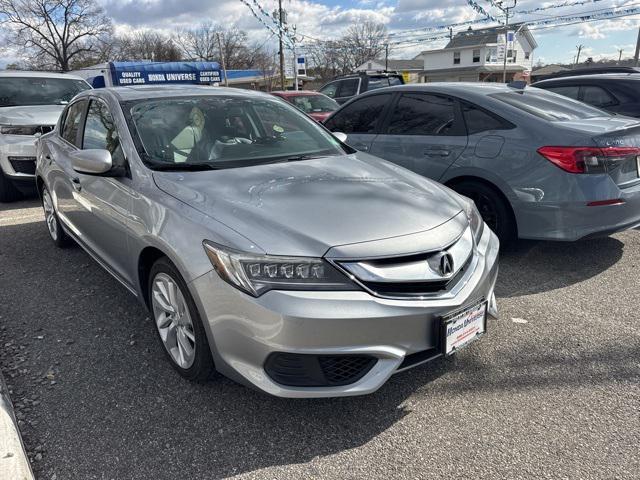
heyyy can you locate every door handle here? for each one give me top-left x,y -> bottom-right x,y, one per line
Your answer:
424,149 -> 450,157
72,177 -> 82,192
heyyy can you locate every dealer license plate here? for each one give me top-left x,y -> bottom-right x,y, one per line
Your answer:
443,301 -> 487,355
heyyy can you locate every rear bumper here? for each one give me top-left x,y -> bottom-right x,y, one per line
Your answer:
515,178 -> 640,241
189,226 -> 500,398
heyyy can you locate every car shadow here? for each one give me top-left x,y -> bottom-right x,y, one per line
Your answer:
496,237 -> 625,298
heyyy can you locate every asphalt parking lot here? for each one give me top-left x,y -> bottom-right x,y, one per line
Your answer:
0,198 -> 639,480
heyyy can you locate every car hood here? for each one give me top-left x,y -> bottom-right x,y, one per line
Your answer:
153,153 -> 464,257
0,105 -> 65,126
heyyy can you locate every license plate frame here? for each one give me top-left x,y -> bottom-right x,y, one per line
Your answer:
441,300 -> 487,356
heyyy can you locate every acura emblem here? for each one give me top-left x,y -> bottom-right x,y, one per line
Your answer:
439,253 -> 454,276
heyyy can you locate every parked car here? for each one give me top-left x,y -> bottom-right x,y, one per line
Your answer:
0,71 -> 91,202
36,85 -> 499,398
318,71 -> 404,104
324,83 -> 640,242
271,90 -> 339,122
532,74 -> 640,117
543,66 -> 640,78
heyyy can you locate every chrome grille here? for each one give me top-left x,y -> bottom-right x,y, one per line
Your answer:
335,227 -> 474,299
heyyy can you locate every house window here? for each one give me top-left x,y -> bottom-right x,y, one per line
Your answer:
486,48 -> 497,62
524,52 -> 530,60
473,49 -> 481,63
453,51 -> 461,65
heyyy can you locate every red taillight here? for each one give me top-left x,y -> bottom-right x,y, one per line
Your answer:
537,146 -> 640,174
587,199 -> 626,207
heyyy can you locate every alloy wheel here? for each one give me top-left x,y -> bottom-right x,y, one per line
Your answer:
151,272 -> 197,369
42,189 -> 58,241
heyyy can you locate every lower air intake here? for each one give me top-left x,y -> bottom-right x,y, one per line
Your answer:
264,353 -> 377,387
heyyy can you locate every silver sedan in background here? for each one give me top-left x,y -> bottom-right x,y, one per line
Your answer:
324,84 -> 640,242
36,86 -> 499,397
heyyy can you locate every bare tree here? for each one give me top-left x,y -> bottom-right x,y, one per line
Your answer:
175,22 -> 257,69
342,21 -> 389,71
0,0 -> 113,71
115,31 -> 181,62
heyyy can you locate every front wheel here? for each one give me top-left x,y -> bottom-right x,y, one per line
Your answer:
42,187 -> 72,247
149,257 -> 215,381
451,181 -> 515,243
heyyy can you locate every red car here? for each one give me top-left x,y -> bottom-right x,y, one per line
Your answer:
270,90 -> 339,122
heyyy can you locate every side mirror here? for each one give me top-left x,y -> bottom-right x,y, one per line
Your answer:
333,132 -> 348,143
70,149 -> 113,175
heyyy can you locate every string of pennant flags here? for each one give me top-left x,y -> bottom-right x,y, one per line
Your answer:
515,0 -> 606,15
466,0 -> 501,22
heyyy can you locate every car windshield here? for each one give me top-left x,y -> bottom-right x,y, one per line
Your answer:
126,95 -> 346,169
0,77 -> 90,107
490,89 -> 609,121
288,94 -> 339,114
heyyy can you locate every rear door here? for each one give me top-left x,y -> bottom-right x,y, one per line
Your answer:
324,93 -> 392,152
369,92 -> 467,180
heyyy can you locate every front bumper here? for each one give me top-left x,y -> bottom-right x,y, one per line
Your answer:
189,226 -> 500,398
0,135 -> 38,180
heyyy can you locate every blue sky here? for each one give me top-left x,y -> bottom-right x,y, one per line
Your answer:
2,0 -> 639,67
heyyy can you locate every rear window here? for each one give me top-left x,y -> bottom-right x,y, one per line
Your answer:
490,89 -> 609,121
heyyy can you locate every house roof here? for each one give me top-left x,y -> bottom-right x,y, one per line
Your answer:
434,23 -> 537,51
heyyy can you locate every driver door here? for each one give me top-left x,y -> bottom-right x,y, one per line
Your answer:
66,98 -> 135,287
369,93 -> 467,181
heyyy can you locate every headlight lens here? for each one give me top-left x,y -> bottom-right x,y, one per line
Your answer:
0,125 -> 41,136
203,241 -> 358,296
460,197 -> 484,243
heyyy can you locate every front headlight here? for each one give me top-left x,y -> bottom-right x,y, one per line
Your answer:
203,241 -> 358,297
0,125 -> 41,136
460,196 -> 484,243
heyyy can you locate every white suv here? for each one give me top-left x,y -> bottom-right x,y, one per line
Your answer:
0,71 -> 90,202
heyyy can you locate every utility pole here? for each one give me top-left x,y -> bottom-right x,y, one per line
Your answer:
634,26 -> 640,66
384,43 -> 389,71
575,44 -> 583,66
216,32 -> 229,87
278,0 -> 286,90
618,48 -> 623,64
495,1 -> 517,83
292,28 -> 299,91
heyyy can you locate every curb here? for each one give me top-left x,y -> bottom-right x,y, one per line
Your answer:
0,372 -> 34,480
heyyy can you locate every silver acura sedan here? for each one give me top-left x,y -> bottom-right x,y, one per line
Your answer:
36,86 -> 499,397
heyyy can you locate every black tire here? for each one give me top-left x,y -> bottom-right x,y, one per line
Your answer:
41,186 -> 72,248
148,257 -> 215,382
451,180 -> 516,243
0,170 -> 23,202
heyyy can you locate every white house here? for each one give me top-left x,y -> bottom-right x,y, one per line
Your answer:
414,23 -> 537,83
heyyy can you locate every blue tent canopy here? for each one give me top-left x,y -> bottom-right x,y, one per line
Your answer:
108,61 -> 222,86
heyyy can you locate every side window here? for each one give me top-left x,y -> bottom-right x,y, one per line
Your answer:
462,103 -> 513,135
324,94 -> 390,134
320,82 -> 338,99
338,79 -> 359,97
367,77 -> 389,91
83,100 -> 125,165
389,76 -> 403,86
61,100 -> 87,147
547,85 -> 580,100
387,94 -> 459,136
582,86 -> 618,107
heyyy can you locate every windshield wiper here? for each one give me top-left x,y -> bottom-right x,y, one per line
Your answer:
151,163 -> 223,171
282,154 -> 327,162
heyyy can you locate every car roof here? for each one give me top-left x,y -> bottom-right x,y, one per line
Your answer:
271,90 -> 325,97
0,70 -> 86,81
534,73 -> 640,84
87,85 -> 274,102
356,82 -> 516,100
